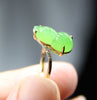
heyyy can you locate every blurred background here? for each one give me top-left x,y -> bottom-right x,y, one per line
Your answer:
0,0 -> 96,99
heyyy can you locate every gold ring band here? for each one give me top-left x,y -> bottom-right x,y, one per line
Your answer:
40,46 -> 52,78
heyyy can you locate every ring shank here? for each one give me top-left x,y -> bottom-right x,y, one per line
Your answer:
40,46 -> 52,77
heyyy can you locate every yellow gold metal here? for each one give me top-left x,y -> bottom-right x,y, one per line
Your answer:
40,45 -> 52,78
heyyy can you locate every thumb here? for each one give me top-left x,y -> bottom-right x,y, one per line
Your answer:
7,76 -> 60,100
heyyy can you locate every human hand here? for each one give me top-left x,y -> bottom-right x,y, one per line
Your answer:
0,62 -> 86,100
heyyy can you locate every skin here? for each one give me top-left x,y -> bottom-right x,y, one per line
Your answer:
0,62 -> 86,100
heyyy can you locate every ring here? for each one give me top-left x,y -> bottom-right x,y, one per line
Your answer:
40,45 -> 52,78
33,25 -> 73,78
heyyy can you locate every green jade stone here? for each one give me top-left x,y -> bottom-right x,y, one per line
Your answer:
33,26 -> 57,44
52,32 -> 73,53
33,26 -> 73,55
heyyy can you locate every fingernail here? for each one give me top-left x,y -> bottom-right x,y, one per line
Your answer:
49,79 -> 61,100
7,76 -> 60,100
7,85 -> 19,100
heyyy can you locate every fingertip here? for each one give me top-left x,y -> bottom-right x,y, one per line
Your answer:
50,62 -> 78,99
6,62 -> 78,100
7,76 -> 60,100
